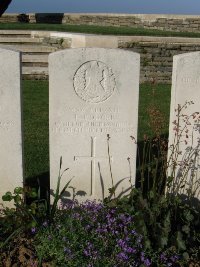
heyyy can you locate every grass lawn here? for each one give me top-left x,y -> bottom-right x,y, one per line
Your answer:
23,80 -> 49,179
23,80 -> 171,179
1,22 -> 200,38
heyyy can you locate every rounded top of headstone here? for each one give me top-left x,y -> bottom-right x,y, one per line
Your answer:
174,51 -> 200,61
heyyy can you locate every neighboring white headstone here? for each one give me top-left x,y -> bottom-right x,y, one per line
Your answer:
49,48 -> 140,202
168,52 -> 200,199
0,47 -> 24,205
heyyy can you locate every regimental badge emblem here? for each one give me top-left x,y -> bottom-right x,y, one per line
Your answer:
73,60 -> 116,103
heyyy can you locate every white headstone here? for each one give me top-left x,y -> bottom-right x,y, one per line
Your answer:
0,47 -> 23,204
168,52 -> 200,199
49,48 -> 140,202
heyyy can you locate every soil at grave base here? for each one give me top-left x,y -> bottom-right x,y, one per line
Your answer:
0,235 -> 52,267
189,263 -> 200,267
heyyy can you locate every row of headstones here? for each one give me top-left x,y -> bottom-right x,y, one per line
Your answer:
0,47 -> 199,205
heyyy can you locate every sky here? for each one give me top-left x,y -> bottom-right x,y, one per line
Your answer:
6,0 -> 200,15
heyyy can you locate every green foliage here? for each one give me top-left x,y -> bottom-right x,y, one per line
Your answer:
112,99 -> 200,262
0,157 -> 72,252
0,186 -> 40,250
104,97 -> 200,265
120,190 -> 200,253
1,186 -> 44,232
49,157 -> 73,221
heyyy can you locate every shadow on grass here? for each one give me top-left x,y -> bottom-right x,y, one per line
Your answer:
25,172 -> 50,204
135,133 -> 169,197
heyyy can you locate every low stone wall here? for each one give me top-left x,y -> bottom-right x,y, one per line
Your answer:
37,32 -> 200,83
1,28 -> 200,83
2,13 -> 200,32
118,37 -> 200,83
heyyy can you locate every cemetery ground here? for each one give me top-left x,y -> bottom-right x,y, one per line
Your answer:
2,22 -> 200,37
1,79 -> 200,266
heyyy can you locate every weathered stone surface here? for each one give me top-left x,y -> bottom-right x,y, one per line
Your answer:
168,52 -> 200,199
0,47 -> 23,204
49,48 -> 140,202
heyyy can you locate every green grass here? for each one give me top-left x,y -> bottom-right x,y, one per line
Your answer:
23,80 -> 171,178
1,22 -> 200,37
23,80 -> 49,179
138,83 -> 171,140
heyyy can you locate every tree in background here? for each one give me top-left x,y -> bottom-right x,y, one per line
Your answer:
0,0 -> 12,16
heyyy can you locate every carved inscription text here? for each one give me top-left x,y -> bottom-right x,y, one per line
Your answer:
51,106 -> 134,134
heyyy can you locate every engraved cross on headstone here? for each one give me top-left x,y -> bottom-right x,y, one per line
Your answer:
74,136 -> 112,196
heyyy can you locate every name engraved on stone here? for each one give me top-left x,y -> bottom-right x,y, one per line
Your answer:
73,61 -> 116,103
74,136 -> 113,196
0,92 -> 13,131
0,121 -> 14,131
75,113 -> 118,121
181,77 -> 200,84
51,104 -> 134,134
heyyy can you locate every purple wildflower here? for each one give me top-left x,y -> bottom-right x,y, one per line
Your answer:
160,253 -> 167,261
140,252 -> 145,262
125,247 -> 136,254
117,252 -> 129,261
144,258 -> 151,266
31,227 -> 36,234
117,239 -> 126,248
131,229 -> 137,235
83,242 -> 94,257
140,252 -> 151,266
170,255 -> 179,262
83,241 -> 98,261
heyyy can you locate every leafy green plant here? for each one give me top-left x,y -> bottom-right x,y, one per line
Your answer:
105,96 -> 200,264
0,186 -> 39,250
49,156 -> 73,221
167,101 -> 200,199
125,100 -> 200,261
0,157 -> 72,250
